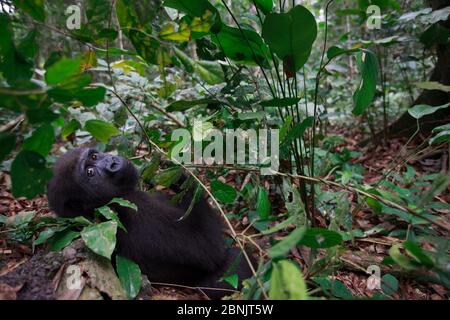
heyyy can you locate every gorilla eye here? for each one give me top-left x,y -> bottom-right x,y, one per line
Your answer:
86,167 -> 95,177
91,153 -> 98,161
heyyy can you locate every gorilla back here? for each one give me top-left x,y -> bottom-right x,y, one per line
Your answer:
47,148 -> 252,296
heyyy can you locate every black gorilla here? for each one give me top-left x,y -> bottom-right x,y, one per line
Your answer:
46,148 -> 253,298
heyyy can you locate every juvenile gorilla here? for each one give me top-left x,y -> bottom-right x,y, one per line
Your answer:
46,148 -> 252,298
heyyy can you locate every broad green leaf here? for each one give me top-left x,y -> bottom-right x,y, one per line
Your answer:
61,120 -> 81,140
116,255 -> 142,299
45,57 -> 83,85
211,179 -> 237,204
262,5 -> 317,75
194,60 -> 225,85
313,277 -> 353,299
73,87 -> 106,107
352,50 -> 379,115
11,150 -> 52,199
49,229 -> 80,251
298,228 -> 343,248
260,98 -> 301,107
23,124 -> 55,157
6,211 -> 35,227
213,25 -> 271,68
403,241 -> 434,268
408,103 -> 450,119
430,130 -> 450,145
34,227 -> 61,246
223,274 -> 239,289
381,274 -> 398,296
326,46 -> 359,60
84,120 -> 120,143
252,0 -> 273,15
12,0 -> 45,22
268,226 -> 307,258
109,198 -> 138,211
167,98 -> 220,112
159,22 -> 191,42
154,167 -> 182,187
164,0 -> 221,32
261,215 -> 298,235
256,187 -> 270,219
173,47 -> 224,84
81,221 -> 118,259
415,81 -> 450,92
269,260 -> 308,300
97,206 -> 126,231
0,133 -> 16,162
26,107 -> 59,124
389,244 -> 418,270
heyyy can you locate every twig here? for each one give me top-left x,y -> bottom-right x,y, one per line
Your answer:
275,171 -> 450,232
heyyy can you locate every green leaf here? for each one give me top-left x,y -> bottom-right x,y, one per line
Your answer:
381,274 -> 398,296
408,103 -> 450,119
49,229 -> 80,251
415,81 -> 450,92
211,179 -> 237,204
73,87 -> 106,107
252,0 -> 274,15
298,228 -> 343,248
282,116 -> 313,147
26,107 -> 59,124
109,198 -> 138,211
223,274 -> 239,289
261,215 -> 298,235
23,124 -> 55,157
164,0 -> 221,32
84,120 -> 120,143
389,244 -> 418,270
167,98 -> 220,112
34,227 -> 62,246
430,130 -> 450,145
61,120 -> 81,140
81,221 -> 118,260
403,241 -> 434,268
154,167 -> 182,187
45,57 -> 83,85
419,172 -> 450,206
268,226 -> 307,259
352,50 -> 379,115
0,133 -> 16,162
173,47 -> 224,84
256,187 -> 270,219
12,0 -> 45,22
6,211 -> 35,227
313,277 -> 353,299
97,206 -> 126,231
11,150 -> 52,199
260,97 -> 301,107
116,255 -> 142,299
269,260 -> 308,300
213,25 -> 271,68
262,5 -> 317,75
326,46 -> 359,60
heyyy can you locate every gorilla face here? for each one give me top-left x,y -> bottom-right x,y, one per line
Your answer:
47,148 -> 139,217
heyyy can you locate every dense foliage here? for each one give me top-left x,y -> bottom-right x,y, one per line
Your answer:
0,0 -> 449,300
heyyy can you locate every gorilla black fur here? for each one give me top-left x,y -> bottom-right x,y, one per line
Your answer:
47,148 -> 253,298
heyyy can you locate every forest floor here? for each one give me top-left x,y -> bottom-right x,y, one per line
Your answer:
0,125 -> 448,300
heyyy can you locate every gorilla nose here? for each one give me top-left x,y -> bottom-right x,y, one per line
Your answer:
105,156 -> 123,173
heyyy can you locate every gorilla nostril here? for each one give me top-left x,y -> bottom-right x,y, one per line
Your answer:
106,157 -> 122,173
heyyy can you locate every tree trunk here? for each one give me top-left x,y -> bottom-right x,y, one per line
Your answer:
384,0 -> 450,138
